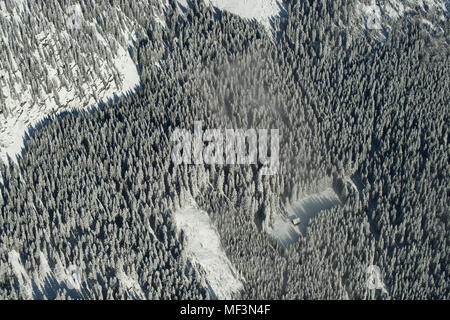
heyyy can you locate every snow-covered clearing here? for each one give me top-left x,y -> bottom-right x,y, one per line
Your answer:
288,188 -> 341,234
268,213 -> 301,248
269,175 -> 362,247
269,188 -> 341,247
173,205 -> 243,299
359,2 -> 383,30
178,0 -> 282,30
209,0 -> 282,29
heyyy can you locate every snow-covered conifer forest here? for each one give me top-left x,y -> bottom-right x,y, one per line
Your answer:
0,0 -> 448,299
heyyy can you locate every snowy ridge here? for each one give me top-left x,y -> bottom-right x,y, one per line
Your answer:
357,0 -> 448,33
5,250 -> 144,299
7,250 -> 33,299
174,205 -> 243,299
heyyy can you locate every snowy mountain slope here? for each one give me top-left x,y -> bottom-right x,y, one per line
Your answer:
195,0 -> 447,34
3,249 -> 145,299
208,0 -> 283,29
174,206 -> 243,299
2,0 -> 445,165
357,0 -> 448,33
7,250 -> 80,299
0,1 -> 163,164
177,0 -> 283,30
7,250 -> 33,299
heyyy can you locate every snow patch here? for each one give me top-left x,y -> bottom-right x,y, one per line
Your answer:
360,2 -> 383,30
5,250 -> 150,299
207,0 -> 282,30
116,268 -> 145,299
8,250 -> 33,299
268,213 -> 301,248
268,188 -> 341,246
174,205 -> 243,299
357,0 -> 448,32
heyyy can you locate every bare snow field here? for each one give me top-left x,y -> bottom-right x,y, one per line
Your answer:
209,0 -> 282,29
178,0 -> 283,30
173,206 -> 243,299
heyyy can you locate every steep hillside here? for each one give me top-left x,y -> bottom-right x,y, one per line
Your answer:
0,0 -> 164,163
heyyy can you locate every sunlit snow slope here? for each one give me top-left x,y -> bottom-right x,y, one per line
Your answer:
174,206 -> 243,299
209,0 -> 282,29
177,0 -> 282,29
0,1 -> 155,163
357,0 -> 448,32
3,249 -> 145,299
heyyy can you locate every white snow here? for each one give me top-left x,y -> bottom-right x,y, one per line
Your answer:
0,4 -> 140,164
0,49 -> 139,164
268,213 -> 301,248
116,268 -> 145,299
206,0 -> 282,30
7,249 -> 85,298
360,2 -> 383,30
268,188 -> 341,246
174,205 -> 243,299
288,188 -> 341,233
8,250 -> 33,299
177,0 -> 282,30
357,0 -> 448,32
269,175 -> 362,246
5,249 -> 151,299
